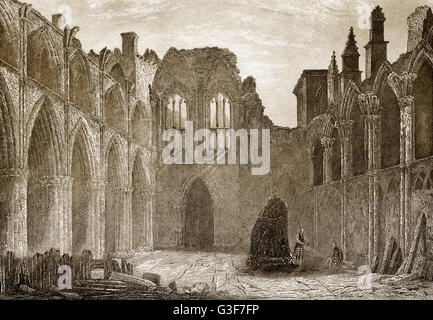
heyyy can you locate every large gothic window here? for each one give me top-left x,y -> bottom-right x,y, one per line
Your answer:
210,93 -> 231,128
313,141 -> 324,186
166,94 -> 187,129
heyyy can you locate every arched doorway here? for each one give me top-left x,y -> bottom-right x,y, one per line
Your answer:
184,179 -> 214,250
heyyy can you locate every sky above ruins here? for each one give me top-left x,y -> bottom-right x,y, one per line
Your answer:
30,0 -> 433,127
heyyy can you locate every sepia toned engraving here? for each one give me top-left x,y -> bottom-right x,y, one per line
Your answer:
1,0 -> 433,301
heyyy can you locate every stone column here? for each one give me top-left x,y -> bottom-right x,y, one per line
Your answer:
321,137 -> 335,184
0,169 -> 28,257
337,119 -> 354,256
83,180 -> 104,258
399,96 -> 415,255
358,92 -> 381,263
28,176 -> 73,255
387,72 -> 417,257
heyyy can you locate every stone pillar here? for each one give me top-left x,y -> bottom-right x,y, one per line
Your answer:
83,180 -> 104,258
28,176 -> 73,255
0,169 -> 28,257
399,96 -> 415,255
387,71 -> 417,257
337,119 -> 354,256
321,137 -> 335,184
358,92 -> 381,263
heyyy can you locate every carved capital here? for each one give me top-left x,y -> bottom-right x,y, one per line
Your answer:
321,137 -> 335,149
358,92 -> 381,116
387,72 -> 417,100
336,119 -> 354,140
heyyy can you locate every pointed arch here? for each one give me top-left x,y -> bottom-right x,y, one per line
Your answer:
69,118 -> 97,179
373,60 -> 394,96
0,71 -> 17,170
109,63 -> 126,90
105,84 -> 127,132
27,27 -> 62,92
69,51 -> 92,112
131,100 -> 152,145
26,95 -> 64,177
0,4 -> 19,67
408,43 -> 433,75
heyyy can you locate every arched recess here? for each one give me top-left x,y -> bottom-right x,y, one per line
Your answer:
312,139 -> 324,186
131,101 -> 151,145
104,135 -> 127,254
379,176 -> 400,252
0,8 -> 18,67
105,85 -> 126,132
70,121 -> 95,255
183,178 -> 214,250
27,96 -> 65,254
414,61 -> 433,159
27,28 -> 62,93
380,81 -> 400,168
69,52 -> 91,112
331,128 -> 341,181
109,63 -> 126,91
351,100 -> 366,176
314,85 -> 328,118
131,151 -> 151,250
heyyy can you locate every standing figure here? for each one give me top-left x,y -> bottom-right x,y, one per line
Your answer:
294,225 -> 306,266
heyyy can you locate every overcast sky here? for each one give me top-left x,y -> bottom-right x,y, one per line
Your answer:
29,0 -> 433,127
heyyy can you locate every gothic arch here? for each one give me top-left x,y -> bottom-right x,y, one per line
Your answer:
105,84 -> 127,132
372,60 -> 394,96
69,118 -> 97,178
69,51 -> 92,112
26,95 -> 66,254
0,71 -> 17,170
339,80 -> 361,119
407,43 -> 433,75
26,95 -> 65,176
0,4 -> 19,66
27,27 -> 62,92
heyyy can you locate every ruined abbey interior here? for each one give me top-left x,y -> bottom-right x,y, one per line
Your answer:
1,0 -> 433,277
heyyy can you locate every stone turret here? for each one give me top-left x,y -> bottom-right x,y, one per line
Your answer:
365,6 -> 388,80
327,51 -> 340,105
341,27 -> 361,92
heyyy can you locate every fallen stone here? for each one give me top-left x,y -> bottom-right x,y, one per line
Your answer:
389,247 -> 402,275
61,291 -> 81,299
90,269 -> 105,280
412,255 -> 427,278
109,272 -> 156,288
191,282 -> 210,294
381,273 -> 418,286
142,272 -> 161,286
398,214 -> 427,276
379,236 -> 397,274
19,285 -> 36,294
168,280 -> 177,292
341,260 -> 356,270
